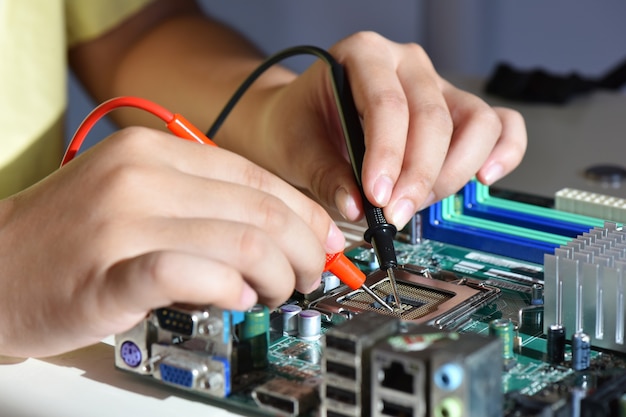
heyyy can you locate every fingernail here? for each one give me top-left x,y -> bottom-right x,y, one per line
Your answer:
334,186 -> 360,221
390,198 -> 416,229
326,222 -> 346,253
240,283 -> 258,309
482,162 -> 504,185
418,191 -> 436,211
373,175 -> 394,206
308,276 -> 322,293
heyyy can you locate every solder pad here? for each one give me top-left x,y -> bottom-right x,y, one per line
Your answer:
309,267 -> 485,324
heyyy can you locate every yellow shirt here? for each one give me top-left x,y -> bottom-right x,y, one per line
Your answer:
0,0 -> 153,198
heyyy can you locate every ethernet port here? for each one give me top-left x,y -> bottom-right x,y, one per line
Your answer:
378,361 -> 414,394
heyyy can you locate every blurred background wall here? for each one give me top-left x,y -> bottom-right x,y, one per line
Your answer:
68,1 -> 626,147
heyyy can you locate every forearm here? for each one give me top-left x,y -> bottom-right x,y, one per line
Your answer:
70,1 -> 296,155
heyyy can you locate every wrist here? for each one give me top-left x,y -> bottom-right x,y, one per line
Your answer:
218,83 -> 290,168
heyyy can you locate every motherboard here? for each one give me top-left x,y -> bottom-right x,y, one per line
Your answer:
113,180 -> 626,417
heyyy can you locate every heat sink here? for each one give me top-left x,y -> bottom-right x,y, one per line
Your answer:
544,222 -> 626,353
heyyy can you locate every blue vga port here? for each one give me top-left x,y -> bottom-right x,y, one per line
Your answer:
152,344 -> 231,397
159,362 -> 195,388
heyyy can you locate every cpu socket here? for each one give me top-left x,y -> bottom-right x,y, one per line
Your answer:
310,266 -> 499,327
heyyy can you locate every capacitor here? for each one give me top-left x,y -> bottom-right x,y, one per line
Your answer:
280,304 -> 302,336
241,305 -> 270,339
298,309 -> 322,341
322,271 -> 341,293
240,304 -> 270,370
409,213 -> 422,245
547,324 -> 566,364
366,248 -> 379,270
530,283 -> 544,305
489,318 -> 515,360
571,331 -> 591,371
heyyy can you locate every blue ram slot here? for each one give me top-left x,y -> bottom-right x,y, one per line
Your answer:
422,199 -> 560,264
462,181 -> 603,236
422,208 -> 555,263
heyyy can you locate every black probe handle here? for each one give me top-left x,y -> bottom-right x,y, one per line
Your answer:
332,62 -> 399,271
362,200 -> 398,270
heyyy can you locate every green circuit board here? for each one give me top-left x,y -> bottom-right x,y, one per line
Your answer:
117,236 -> 626,417
158,239 -> 621,416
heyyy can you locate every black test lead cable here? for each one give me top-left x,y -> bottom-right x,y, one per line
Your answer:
207,45 -> 400,311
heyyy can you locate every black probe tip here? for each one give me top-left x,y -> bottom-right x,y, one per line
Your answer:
364,222 -> 398,270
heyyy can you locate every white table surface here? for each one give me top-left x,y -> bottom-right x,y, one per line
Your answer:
0,338 -> 241,417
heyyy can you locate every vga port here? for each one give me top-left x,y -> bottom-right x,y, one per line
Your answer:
155,305 -> 210,337
152,344 -> 231,397
159,362 -> 195,388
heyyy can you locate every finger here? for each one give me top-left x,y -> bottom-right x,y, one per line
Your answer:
105,218 -> 301,310
476,107 -> 527,185
256,77 -> 365,222
178,152 -> 346,255
90,129 -> 345,254
427,83 -> 503,199
128,172 -> 330,285
104,251 -> 260,315
371,45 -> 454,227
306,140 -> 365,223
98,181 -> 328,298
332,34 -> 423,212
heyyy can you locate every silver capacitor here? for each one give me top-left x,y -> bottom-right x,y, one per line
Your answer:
280,304 -> 302,336
298,309 -> 322,341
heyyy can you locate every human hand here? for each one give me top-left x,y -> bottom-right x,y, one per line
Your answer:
0,127 -> 344,357
242,32 -> 527,228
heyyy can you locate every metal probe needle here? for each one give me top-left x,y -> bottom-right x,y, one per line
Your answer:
361,283 -> 394,312
386,267 -> 401,309
325,253 -> 394,312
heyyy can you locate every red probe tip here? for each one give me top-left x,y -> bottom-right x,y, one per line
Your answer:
324,252 -> 366,290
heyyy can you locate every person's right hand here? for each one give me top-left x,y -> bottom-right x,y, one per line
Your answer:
0,126 -> 345,358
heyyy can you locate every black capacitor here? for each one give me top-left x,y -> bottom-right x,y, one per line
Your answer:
547,324 -> 566,364
571,331 -> 591,371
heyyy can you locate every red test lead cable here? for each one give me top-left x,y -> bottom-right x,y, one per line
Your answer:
324,252 -> 394,311
62,96 -> 216,166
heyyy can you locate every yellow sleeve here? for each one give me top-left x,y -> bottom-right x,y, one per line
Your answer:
65,0 -> 156,46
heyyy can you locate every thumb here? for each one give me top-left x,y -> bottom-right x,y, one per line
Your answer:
304,147 -> 364,222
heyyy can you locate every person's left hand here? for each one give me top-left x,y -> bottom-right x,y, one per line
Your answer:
234,32 -> 527,229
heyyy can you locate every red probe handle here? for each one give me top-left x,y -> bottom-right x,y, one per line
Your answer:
63,97 -> 217,166
167,114 -> 217,147
324,252 -> 366,290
